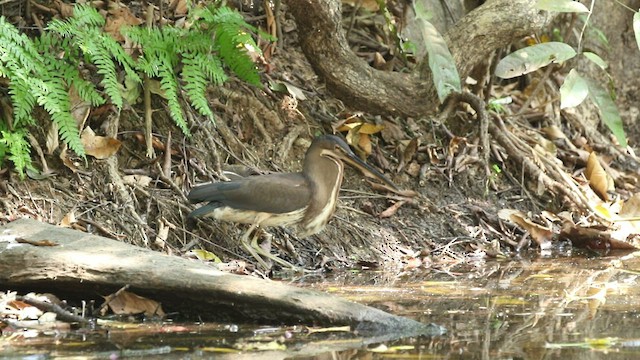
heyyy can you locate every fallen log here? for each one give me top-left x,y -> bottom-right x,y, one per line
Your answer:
0,218 -> 444,336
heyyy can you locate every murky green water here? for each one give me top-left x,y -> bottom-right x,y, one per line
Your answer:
2,253 -> 640,359
297,253 -> 640,359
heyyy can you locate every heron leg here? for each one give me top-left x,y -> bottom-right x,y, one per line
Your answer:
240,223 -> 301,271
240,224 -> 271,270
249,229 -> 301,270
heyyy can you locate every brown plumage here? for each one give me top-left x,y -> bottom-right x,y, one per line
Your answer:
188,134 -> 398,269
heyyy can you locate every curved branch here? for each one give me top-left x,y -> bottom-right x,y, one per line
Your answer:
288,0 -> 554,117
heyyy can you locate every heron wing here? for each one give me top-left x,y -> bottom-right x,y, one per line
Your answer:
188,173 -> 311,214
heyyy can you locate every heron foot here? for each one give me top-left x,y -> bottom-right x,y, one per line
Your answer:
241,228 -> 303,272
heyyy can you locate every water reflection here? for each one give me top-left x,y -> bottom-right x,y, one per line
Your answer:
295,254 -> 640,359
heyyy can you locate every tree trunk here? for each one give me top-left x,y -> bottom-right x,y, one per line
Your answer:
287,0 -> 554,117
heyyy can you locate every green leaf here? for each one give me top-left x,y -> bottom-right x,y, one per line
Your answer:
495,42 -> 577,79
587,80 -> 627,147
417,18 -> 461,103
535,0 -> 589,13
582,52 -> 607,70
560,69 -> 588,109
634,11 -> 640,52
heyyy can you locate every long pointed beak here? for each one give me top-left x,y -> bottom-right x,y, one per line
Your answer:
333,149 -> 400,191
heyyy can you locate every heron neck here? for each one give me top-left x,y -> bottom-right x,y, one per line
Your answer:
301,155 -> 344,235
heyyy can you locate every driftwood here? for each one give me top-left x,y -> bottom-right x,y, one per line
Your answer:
0,218 -> 443,336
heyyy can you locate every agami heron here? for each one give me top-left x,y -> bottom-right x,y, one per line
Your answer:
188,135 -> 398,269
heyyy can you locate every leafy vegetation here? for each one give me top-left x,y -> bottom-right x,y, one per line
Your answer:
493,0 -> 628,147
0,16 -> 87,176
0,4 -> 265,176
124,4 -> 265,134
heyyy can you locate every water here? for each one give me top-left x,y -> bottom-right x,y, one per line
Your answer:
2,254 -> 640,359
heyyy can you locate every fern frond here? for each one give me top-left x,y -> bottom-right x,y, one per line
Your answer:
210,7 -> 261,86
34,72 -> 84,156
92,43 -> 124,109
70,4 -> 105,28
199,53 -> 227,85
0,130 -> 32,178
48,6 -> 137,109
7,71 -> 38,127
0,17 -> 44,72
158,55 -> 189,135
178,30 -> 214,54
102,31 -> 140,84
125,25 -> 191,134
35,33 -> 106,107
182,53 -> 214,119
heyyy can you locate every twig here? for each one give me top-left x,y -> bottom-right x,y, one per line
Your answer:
144,4 -> 155,158
155,163 -> 189,203
162,131 -> 172,178
19,296 -> 89,324
78,217 -> 125,240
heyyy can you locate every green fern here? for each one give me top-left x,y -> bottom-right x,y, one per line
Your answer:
123,5 -> 267,132
182,53 -> 226,119
0,16 -> 86,175
0,4 -> 269,176
48,4 -> 140,109
124,26 -> 189,133
0,18 -> 42,128
202,6 -> 263,86
0,129 -> 32,177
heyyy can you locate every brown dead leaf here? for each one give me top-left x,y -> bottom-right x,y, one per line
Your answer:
69,87 -> 91,129
7,299 -> 32,311
123,175 -> 153,187
15,238 -> 58,246
133,132 -> 165,151
405,161 -> 421,177
608,193 -> 640,245
358,133 -> 373,155
620,193 -> 640,217
560,221 -> 638,251
46,88 -> 90,155
173,0 -> 188,15
81,127 -> 122,159
105,6 -> 143,42
59,147 -> 78,173
398,138 -> 418,172
102,290 -> 165,317
497,209 -> 553,248
379,200 -> 406,218
541,125 -> 567,140
586,151 -> 614,202
380,120 -> 404,143
53,0 -> 74,18
338,118 -> 384,155
373,52 -> 387,70
358,123 -> 385,135
448,136 -> 466,156
59,211 -> 76,227
45,122 -> 59,155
